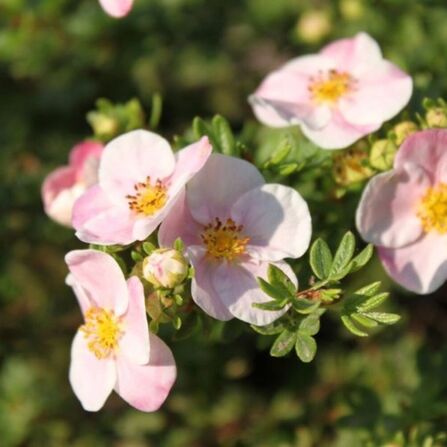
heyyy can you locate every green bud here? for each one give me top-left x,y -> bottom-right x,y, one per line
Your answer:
369,139 -> 397,171
333,147 -> 374,186
392,121 -> 418,145
426,107 -> 447,128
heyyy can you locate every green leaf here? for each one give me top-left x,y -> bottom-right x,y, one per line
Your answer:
357,292 -> 389,311
328,264 -> 353,281
341,315 -> 368,337
172,316 -> 182,330
354,281 -> 382,297
251,322 -> 285,335
258,278 -> 287,302
131,250 -> 143,262
192,116 -> 211,139
174,237 -> 185,252
330,231 -> 355,276
363,312 -> 401,325
270,330 -> 297,357
292,298 -> 320,314
212,115 -> 237,156
278,163 -> 299,176
299,314 -> 320,336
267,264 -> 296,296
351,313 -> 378,328
295,333 -> 317,363
349,244 -> 374,273
309,238 -> 332,279
149,93 -> 163,129
269,142 -> 291,165
253,299 -> 288,311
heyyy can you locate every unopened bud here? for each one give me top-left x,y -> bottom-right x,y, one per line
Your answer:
143,248 -> 188,289
426,108 -> 447,128
297,10 -> 331,44
333,147 -> 374,186
369,139 -> 397,171
87,112 -> 119,140
392,121 -> 418,146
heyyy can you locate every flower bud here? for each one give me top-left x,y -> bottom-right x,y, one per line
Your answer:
369,139 -> 397,171
426,108 -> 447,128
333,147 -> 374,186
392,121 -> 418,145
143,249 -> 188,289
296,10 -> 331,44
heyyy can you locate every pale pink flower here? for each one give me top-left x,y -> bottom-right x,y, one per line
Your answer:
249,32 -> 412,150
159,154 -> 312,325
99,0 -> 133,18
73,130 -> 212,246
356,129 -> 447,294
65,249 -> 176,412
42,141 -> 104,227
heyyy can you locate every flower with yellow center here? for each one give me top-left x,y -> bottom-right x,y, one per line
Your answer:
80,307 -> 123,359
308,69 -> 355,105
201,218 -> 250,262
126,176 -> 168,216
417,183 -> 447,234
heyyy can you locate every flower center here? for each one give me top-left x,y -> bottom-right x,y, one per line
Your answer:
417,183 -> 447,234
308,70 -> 355,104
126,177 -> 168,216
80,308 -> 123,359
201,218 -> 250,261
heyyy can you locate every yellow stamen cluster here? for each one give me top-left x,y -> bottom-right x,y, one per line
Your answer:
201,218 -> 250,261
417,183 -> 447,234
80,308 -> 123,359
126,177 -> 168,216
309,69 -> 355,104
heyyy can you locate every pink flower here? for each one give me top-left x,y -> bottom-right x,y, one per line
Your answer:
73,130 -> 212,246
99,0 -> 134,18
65,249 -> 176,412
42,141 -> 104,227
356,129 -> 447,294
249,32 -> 412,150
159,154 -> 312,325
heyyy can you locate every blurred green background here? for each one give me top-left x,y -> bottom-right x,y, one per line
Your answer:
2,0 -> 447,445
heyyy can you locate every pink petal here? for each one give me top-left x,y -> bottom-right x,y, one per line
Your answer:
65,273 -> 91,314
158,190 -> 203,248
231,184 -> 312,261
65,250 -> 129,316
98,0 -> 134,18
300,109 -> 380,150
339,61 -> 412,126
356,164 -> 429,248
212,260 -> 295,325
73,185 -> 135,245
320,32 -> 382,77
99,130 -> 175,206
188,246 -> 233,320
394,130 -> 447,183
378,232 -> 447,294
186,154 -> 265,224
167,137 -> 213,197
115,333 -> 176,412
41,166 -> 78,226
120,277 -> 150,365
69,141 -> 104,178
69,330 -> 116,412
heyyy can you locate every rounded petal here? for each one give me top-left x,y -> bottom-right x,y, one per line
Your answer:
167,137 -> 212,197
186,154 -> 265,224
99,0 -> 134,17
300,110 -> 380,150
99,130 -> 175,206
339,61 -> 412,126
188,246 -> 233,321
69,141 -> 104,178
158,190 -> 203,248
378,232 -> 447,294
394,130 -> 447,183
120,277 -> 150,365
115,333 -> 176,412
320,32 -> 382,76
69,331 -> 116,412
231,184 -> 312,261
356,165 -> 430,248
73,185 -> 135,245
65,273 -> 91,314
41,166 -> 78,226
212,260 -> 295,325
65,250 -> 129,315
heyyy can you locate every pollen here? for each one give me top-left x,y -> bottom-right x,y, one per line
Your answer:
126,177 -> 168,216
80,308 -> 123,359
201,218 -> 250,261
308,69 -> 355,105
417,183 -> 447,234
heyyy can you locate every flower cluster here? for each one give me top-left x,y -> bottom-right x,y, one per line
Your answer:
42,31 -> 447,414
